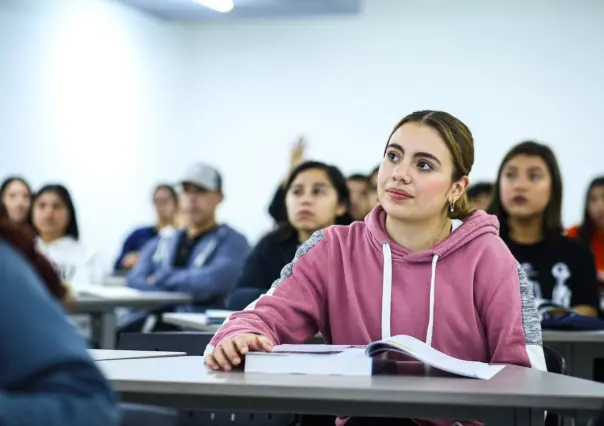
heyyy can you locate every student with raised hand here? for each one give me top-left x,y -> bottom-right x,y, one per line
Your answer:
567,176 -> 604,287
0,176 -> 33,231
32,184 -> 103,292
488,142 -> 600,317
206,110 -> 545,425
114,184 -> 178,272
268,136 -> 307,224
346,173 -> 372,221
124,163 -> 250,331
0,213 -> 119,426
227,161 -> 354,311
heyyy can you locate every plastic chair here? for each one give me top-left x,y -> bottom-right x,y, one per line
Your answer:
543,345 -> 566,426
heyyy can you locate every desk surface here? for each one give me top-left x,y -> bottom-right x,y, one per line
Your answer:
543,330 -> 604,343
99,356 -> 604,411
162,313 -> 215,330
89,349 -> 186,361
72,292 -> 192,313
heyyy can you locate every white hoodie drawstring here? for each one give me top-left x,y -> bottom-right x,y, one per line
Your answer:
381,242 -> 440,346
381,242 -> 393,339
425,254 -> 439,347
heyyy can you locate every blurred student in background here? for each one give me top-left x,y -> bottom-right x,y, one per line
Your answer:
0,210 -> 119,426
227,161 -> 354,310
0,176 -> 33,232
346,173 -> 372,220
467,182 -> 493,211
268,136 -> 307,224
123,163 -> 250,331
368,164 -> 380,207
567,176 -> 604,288
114,184 -> 178,272
488,142 -> 599,316
32,184 -> 103,292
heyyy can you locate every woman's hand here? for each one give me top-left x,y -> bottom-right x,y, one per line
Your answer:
206,333 -> 274,371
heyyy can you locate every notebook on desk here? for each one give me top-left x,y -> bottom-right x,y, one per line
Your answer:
244,335 -> 504,380
75,285 -> 140,298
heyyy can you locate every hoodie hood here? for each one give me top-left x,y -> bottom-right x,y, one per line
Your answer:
365,205 -> 500,262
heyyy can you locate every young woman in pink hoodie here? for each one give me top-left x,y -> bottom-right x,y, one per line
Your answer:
205,110 -> 547,426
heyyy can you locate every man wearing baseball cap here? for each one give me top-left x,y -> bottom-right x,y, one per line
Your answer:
122,163 -> 250,331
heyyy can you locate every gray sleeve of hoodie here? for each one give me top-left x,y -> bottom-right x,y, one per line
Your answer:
0,242 -> 120,426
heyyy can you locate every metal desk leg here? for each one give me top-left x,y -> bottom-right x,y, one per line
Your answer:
509,408 -> 545,426
99,311 -> 117,349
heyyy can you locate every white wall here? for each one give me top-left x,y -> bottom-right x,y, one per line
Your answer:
0,0 -> 190,263
186,0 -> 604,242
1,0 -> 604,265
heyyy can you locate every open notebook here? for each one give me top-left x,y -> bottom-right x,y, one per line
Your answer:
244,335 -> 504,380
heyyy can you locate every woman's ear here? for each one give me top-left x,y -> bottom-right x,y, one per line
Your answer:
450,176 -> 470,203
336,202 -> 347,217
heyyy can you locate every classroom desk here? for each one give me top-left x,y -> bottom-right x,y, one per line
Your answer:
89,349 -> 186,361
99,356 -> 604,426
543,330 -> 604,381
72,292 -> 192,349
161,312 -> 325,343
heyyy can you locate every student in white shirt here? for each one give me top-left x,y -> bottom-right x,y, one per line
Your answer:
32,184 -> 102,292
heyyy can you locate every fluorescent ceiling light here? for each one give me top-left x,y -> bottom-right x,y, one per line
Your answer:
193,0 -> 234,13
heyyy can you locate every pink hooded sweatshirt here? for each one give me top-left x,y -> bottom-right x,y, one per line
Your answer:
207,207 -> 547,426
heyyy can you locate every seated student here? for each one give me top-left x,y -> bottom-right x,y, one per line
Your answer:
367,164 -> 380,207
114,184 -> 178,272
567,176 -> 604,288
346,173 -> 372,221
227,161 -> 354,311
32,184 -> 103,292
205,111 -> 546,426
0,216 -> 119,426
488,141 -> 599,316
124,163 -> 250,331
467,181 -> 493,211
1,176 -> 33,232
268,136 -> 307,224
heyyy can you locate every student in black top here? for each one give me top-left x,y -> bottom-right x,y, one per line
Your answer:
227,161 -> 354,311
488,141 -> 599,316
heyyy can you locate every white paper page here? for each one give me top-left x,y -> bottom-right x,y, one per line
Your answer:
374,335 -> 504,380
272,344 -> 366,353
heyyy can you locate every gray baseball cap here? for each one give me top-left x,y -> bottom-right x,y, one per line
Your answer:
179,163 -> 222,193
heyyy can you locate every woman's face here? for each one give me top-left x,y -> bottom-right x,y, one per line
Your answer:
286,169 -> 346,234
588,184 -> 604,230
1,180 -> 31,224
377,122 -> 465,222
500,154 -> 552,220
153,188 -> 177,223
33,191 -> 70,239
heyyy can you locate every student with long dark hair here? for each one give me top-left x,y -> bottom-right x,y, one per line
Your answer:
567,176 -> 604,287
114,184 -> 178,272
0,176 -> 33,231
227,161 -> 354,310
488,141 -> 599,316
206,111 -> 545,425
32,184 -> 103,291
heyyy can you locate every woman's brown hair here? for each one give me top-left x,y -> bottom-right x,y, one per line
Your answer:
0,204 -> 67,302
386,110 -> 476,219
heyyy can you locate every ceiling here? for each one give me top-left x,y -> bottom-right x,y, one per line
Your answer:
115,0 -> 362,21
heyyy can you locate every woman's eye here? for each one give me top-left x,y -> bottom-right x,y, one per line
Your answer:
387,151 -> 399,162
529,173 -> 542,182
313,187 -> 326,195
417,160 -> 433,171
504,171 -> 515,180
